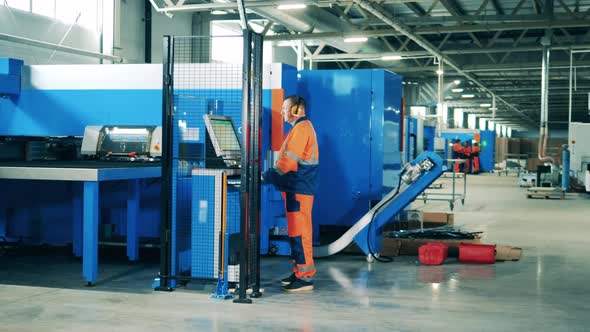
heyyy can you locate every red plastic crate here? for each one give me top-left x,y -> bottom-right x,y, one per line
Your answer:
459,243 -> 496,264
419,242 -> 449,265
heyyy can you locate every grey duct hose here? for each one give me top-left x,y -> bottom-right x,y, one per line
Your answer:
313,182 -> 408,258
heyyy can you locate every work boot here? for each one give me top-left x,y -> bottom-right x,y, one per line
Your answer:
280,273 -> 296,286
282,278 -> 314,292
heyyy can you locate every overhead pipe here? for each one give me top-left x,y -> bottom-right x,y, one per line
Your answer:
538,35 -> 555,165
0,32 -> 124,63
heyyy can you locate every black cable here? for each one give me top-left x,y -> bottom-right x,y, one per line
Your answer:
366,171 -> 405,263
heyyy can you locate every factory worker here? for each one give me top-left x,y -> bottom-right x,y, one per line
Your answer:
472,142 -> 481,174
462,141 -> 472,173
262,95 -> 318,292
452,139 -> 463,172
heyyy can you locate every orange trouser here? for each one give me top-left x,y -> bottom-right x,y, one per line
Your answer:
282,192 -> 316,279
464,158 -> 470,173
473,156 -> 480,172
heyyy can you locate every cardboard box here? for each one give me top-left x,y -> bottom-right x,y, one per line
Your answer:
422,212 -> 454,225
495,246 -> 523,261
401,210 -> 454,224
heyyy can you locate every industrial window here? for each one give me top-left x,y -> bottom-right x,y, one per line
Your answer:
3,0 -> 30,11
3,0 -> 107,31
211,21 -> 273,64
32,0 -> 55,18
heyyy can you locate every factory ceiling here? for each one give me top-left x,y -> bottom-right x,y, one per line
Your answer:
150,0 -> 590,130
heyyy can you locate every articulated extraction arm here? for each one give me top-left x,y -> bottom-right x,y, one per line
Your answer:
314,152 -> 445,260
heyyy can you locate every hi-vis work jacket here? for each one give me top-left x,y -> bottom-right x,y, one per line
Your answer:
262,117 -> 319,195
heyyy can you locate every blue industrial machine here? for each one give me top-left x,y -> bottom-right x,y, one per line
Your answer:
404,118 -> 436,162
314,151 -> 444,261
440,130 -> 496,172
294,69 -> 403,247
0,58 -> 23,97
562,145 -> 570,191
424,125 -> 436,152
1,58 -> 416,286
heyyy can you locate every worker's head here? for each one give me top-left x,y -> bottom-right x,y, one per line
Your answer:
474,142 -> 480,147
454,139 -> 460,144
463,141 -> 469,147
282,95 -> 306,125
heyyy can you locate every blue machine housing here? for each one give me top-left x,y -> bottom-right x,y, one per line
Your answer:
440,130 -> 496,171
296,69 -> 403,243
0,58 -> 23,97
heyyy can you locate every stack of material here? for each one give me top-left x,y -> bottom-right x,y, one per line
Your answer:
384,226 -> 482,256
382,226 -> 523,262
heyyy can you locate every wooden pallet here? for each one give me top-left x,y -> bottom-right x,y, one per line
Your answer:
526,187 -> 565,200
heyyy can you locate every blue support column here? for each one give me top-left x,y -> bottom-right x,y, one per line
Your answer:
71,182 -> 83,258
83,181 -> 99,285
0,209 -> 6,238
127,179 -> 140,261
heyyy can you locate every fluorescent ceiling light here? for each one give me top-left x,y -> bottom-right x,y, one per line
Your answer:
462,94 -> 475,98
452,88 -> 463,93
211,10 -> 227,15
453,80 -> 461,85
277,3 -> 307,10
436,69 -> 444,75
343,36 -> 368,43
480,103 -> 491,107
381,55 -> 402,61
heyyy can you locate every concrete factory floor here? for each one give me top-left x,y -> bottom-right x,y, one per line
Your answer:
1,174 -> 589,331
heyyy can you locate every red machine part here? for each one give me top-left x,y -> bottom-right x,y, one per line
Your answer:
459,243 -> 496,264
419,242 -> 449,265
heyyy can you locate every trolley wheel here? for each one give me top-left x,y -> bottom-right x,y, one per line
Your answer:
449,202 -> 454,211
461,198 -> 465,205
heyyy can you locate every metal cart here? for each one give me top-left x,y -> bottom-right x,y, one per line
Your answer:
418,159 -> 467,211
497,153 -> 528,177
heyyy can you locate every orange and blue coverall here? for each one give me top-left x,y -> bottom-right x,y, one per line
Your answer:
462,145 -> 472,173
262,116 -> 319,279
472,144 -> 481,173
452,141 -> 463,172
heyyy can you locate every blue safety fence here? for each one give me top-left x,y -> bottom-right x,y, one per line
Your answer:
166,36 -> 245,285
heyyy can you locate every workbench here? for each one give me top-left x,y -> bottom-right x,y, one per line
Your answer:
0,161 -> 161,285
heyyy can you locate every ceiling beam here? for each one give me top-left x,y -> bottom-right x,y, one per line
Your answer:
387,60 -> 590,73
307,43 -> 590,61
438,0 -> 466,17
151,0 -> 418,12
352,0 -> 537,128
490,0 -> 505,15
404,2 -> 427,16
265,19 -> 590,40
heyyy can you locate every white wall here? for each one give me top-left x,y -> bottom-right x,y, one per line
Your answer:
151,8 -> 192,63
117,0 -> 145,63
0,5 -> 101,64
117,1 -> 193,64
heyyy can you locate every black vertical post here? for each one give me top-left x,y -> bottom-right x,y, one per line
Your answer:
250,32 -> 263,298
234,30 -> 253,304
156,35 -> 174,292
144,0 -> 152,63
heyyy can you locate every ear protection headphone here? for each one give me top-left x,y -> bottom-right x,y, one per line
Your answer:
290,96 -> 302,117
